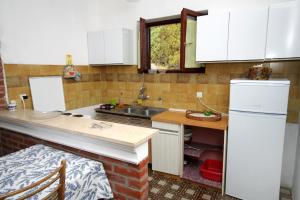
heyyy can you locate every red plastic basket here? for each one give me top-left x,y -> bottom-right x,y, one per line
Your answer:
200,159 -> 223,182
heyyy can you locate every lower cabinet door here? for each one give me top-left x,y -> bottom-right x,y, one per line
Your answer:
152,130 -> 180,175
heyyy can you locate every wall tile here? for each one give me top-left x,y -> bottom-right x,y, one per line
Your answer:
217,74 -> 230,84
117,73 -> 129,82
144,74 -> 155,83
196,74 -> 209,84
177,74 -> 191,83
81,74 -> 90,82
129,74 -> 142,82
6,76 -> 20,88
158,74 -> 177,83
29,66 -> 42,76
91,73 -> 101,81
3,62 -> 300,123
105,73 -> 117,81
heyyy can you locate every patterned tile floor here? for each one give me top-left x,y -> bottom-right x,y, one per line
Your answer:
149,170 -> 293,200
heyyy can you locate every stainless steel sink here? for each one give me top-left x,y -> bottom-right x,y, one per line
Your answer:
118,107 -> 165,117
95,106 -> 166,119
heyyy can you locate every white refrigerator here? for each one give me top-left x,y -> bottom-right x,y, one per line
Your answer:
226,79 -> 290,200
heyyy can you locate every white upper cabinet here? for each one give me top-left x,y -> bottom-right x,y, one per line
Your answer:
104,29 -> 123,64
196,12 -> 230,62
266,1 -> 300,60
87,31 -> 105,64
87,28 -> 133,65
227,8 -> 269,61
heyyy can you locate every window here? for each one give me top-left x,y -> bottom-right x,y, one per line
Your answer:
139,8 -> 207,73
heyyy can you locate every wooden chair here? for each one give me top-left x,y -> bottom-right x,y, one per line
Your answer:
0,160 -> 66,200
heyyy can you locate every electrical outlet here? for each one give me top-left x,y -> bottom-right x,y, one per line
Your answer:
196,91 -> 203,98
20,94 -> 28,101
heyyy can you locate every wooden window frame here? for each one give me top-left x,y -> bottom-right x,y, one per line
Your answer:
139,8 -> 206,73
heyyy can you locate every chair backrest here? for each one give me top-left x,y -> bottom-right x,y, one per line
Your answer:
0,160 -> 66,200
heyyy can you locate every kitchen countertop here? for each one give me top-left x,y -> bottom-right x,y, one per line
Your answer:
151,111 -> 228,130
0,110 -> 157,148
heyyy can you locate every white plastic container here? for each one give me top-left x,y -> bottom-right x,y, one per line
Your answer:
7,100 -> 16,111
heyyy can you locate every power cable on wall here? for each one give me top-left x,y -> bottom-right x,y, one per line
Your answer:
198,98 -> 228,116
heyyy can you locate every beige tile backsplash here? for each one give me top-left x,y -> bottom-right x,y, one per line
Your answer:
4,61 -> 300,123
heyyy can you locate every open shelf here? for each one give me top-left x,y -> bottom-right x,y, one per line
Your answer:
182,126 -> 225,189
183,143 -> 223,189
184,142 -> 223,159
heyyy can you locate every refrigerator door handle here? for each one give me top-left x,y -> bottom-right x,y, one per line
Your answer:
229,110 -> 287,119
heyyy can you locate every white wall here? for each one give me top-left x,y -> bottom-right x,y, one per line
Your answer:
0,0 -> 102,65
282,123 -> 299,188
0,0 -> 290,65
293,114 -> 300,200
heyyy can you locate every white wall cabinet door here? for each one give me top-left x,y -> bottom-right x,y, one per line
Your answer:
196,12 -> 229,62
87,31 -> 105,65
266,1 -> 300,59
122,29 -> 133,65
87,28 -> 133,65
228,8 -> 269,61
104,29 -> 123,64
152,121 -> 181,175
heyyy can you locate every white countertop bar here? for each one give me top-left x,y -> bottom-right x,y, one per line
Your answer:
0,110 -> 157,164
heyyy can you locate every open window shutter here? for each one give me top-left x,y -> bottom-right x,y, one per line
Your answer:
180,8 -> 206,72
139,18 -> 148,73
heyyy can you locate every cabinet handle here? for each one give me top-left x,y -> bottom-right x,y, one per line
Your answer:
158,130 -> 179,136
154,128 -> 179,133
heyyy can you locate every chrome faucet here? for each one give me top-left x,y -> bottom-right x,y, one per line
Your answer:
138,73 -> 150,100
138,86 -> 149,100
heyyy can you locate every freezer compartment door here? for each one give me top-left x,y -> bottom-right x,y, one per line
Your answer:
230,82 -> 289,114
226,111 -> 286,200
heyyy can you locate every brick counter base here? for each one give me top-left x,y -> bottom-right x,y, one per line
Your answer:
0,128 -> 149,200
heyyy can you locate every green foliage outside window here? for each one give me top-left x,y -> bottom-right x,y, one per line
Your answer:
150,23 -> 181,70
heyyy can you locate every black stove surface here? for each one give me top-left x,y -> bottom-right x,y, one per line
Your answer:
99,104 -> 115,110
61,112 -> 72,116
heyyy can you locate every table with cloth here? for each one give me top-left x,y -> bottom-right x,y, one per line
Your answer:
0,144 -> 113,200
